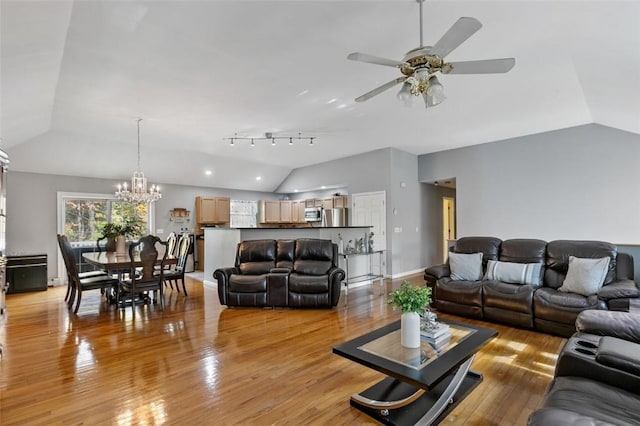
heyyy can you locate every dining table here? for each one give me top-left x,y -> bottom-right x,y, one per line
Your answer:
82,251 -> 178,306
83,251 -> 177,273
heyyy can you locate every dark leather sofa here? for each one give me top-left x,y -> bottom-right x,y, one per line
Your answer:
214,238 -> 345,308
528,310 -> 640,425
425,237 -> 639,336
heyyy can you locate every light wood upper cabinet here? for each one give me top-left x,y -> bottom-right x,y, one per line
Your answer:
196,196 -> 230,224
280,201 -> 292,223
322,198 -> 334,210
292,200 -> 305,223
333,195 -> 348,208
263,201 -> 281,223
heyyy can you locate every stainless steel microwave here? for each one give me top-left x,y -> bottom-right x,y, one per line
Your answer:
304,207 -> 322,222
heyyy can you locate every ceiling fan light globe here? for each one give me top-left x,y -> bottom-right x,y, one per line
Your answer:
396,82 -> 414,107
426,76 -> 446,105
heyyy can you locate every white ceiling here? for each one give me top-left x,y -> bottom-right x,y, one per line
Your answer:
2,1 -> 639,192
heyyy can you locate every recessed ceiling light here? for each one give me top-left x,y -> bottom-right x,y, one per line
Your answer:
205,170 -> 212,176
321,185 -> 326,189
256,176 -> 262,181
297,89 -> 309,97
294,189 -> 299,193
326,98 -> 337,104
336,104 -> 348,109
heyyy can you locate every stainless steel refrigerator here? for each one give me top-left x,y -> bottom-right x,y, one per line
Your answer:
323,208 -> 348,227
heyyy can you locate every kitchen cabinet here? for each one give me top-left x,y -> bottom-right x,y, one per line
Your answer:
263,201 -> 281,223
322,198 -> 334,210
292,201 -> 305,223
333,195 -> 348,208
280,201 -> 292,223
305,199 -> 315,208
196,196 -> 230,224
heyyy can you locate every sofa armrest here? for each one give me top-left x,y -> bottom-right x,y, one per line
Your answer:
270,267 -> 291,273
213,267 -> 238,306
596,336 -> 640,376
598,279 -> 640,300
425,264 -> 450,280
328,267 -> 346,307
575,310 -> 640,344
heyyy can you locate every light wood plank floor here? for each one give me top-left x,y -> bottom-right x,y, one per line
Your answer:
0,275 -> 565,425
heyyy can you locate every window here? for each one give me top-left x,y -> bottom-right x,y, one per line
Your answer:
230,200 -> 257,228
58,193 -> 153,246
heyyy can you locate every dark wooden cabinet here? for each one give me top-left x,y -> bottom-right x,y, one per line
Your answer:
6,254 -> 47,294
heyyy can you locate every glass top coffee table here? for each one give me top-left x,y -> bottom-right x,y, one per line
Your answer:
333,319 -> 497,425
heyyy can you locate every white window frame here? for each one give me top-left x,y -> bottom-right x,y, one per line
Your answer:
55,192 -> 155,284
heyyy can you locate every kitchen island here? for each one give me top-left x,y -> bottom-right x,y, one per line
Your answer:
203,226 -> 375,286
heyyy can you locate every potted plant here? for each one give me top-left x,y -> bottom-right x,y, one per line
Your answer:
100,218 -> 144,253
388,280 -> 432,348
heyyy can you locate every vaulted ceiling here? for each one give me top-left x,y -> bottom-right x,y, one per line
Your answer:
2,1 -> 639,192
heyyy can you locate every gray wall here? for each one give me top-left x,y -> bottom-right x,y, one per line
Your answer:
418,124 -> 640,243
6,171 -> 278,281
278,148 -> 427,276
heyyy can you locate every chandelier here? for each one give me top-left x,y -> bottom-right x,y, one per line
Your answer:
115,118 -> 162,203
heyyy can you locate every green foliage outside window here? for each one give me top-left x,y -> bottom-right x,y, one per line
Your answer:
64,198 -> 149,243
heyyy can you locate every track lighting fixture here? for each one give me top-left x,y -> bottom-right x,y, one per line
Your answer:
225,132 -> 317,146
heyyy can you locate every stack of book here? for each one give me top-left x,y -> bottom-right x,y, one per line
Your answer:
420,323 -> 451,349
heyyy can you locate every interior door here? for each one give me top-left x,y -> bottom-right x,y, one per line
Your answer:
351,191 -> 387,276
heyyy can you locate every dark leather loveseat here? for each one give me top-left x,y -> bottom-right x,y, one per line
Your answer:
425,237 -> 639,336
214,238 -> 345,308
528,309 -> 640,424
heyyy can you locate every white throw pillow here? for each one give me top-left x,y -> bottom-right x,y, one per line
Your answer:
449,252 -> 483,281
484,260 -> 542,285
558,256 -> 610,296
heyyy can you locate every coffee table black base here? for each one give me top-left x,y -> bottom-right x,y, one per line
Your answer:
351,370 -> 483,426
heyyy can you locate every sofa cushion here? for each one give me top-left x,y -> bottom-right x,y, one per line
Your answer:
229,274 -> 268,292
289,273 -> 330,293
558,256 -> 610,296
293,239 -> 333,275
435,278 -> 483,307
482,280 -> 535,313
449,252 -> 483,281
237,239 -> 276,274
536,376 -> 640,425
453,236 -> 501,269
484,260 -> 542,285
276,239 -> 295,269
534,287 -> 602,324
545,240 -> 616,289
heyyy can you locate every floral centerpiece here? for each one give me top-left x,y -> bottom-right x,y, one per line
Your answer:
388,280 -> 432,348
100,218 -> 144,252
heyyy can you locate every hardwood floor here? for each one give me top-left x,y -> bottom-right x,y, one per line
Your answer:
0,275 -> 565,425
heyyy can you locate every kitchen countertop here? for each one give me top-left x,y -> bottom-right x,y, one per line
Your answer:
203,226 -> 371,230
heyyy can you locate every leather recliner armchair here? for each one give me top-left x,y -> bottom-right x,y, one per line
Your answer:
528,310 -> 640,424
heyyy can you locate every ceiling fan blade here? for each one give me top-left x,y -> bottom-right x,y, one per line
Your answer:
355,77 -> 407,102
347,52 -> 408,68
443,58 -> 515,74
429,17 -> 482,58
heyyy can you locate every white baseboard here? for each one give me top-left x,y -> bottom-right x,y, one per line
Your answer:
388,267 -> 426,280
203,279 -> 217,288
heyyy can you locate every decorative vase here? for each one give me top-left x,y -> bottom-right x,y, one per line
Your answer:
115,235 -> 126,255
401,311 -> 421,348
106,237 -> 117,252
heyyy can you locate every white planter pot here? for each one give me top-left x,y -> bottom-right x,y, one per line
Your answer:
116,235 -> 127,255
401,311 -> 421,348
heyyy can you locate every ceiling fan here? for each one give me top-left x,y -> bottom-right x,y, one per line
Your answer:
348,0 -> 515,108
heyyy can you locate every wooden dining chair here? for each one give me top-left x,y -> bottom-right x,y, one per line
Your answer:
162,233 -> 191,295
118,235 -> 168,315
58,235 -> 119,313
56,234 -> 109,305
